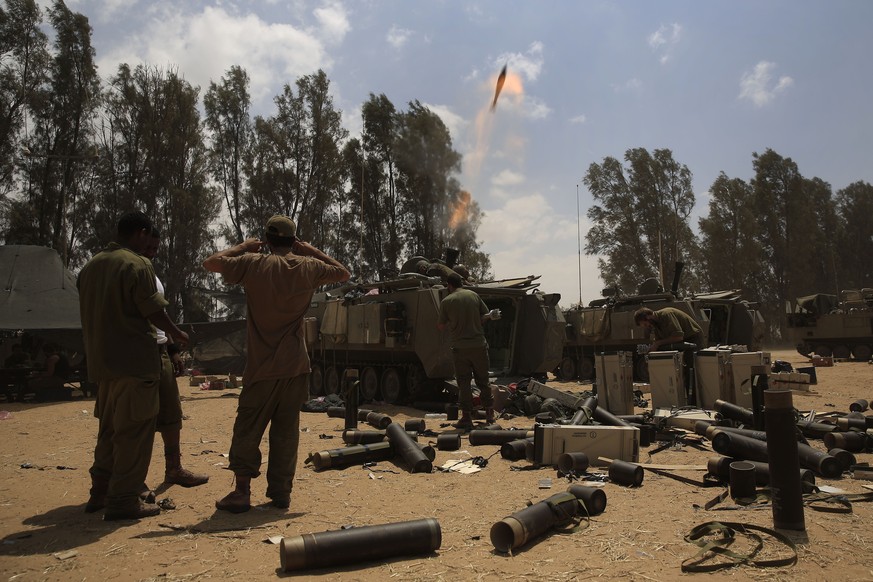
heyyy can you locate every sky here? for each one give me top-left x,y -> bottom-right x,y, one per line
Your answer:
56,0 -> 873,307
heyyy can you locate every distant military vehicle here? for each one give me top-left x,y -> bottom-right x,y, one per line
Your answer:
786,289 -> 873,361
556,265 -> 765,381
303,258 -> 565,403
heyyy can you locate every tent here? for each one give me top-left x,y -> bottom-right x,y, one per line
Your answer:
1,245 -> 84,356
1,245 -> 249,373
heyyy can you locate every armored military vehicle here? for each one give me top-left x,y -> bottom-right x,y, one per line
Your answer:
556,267 -> 765,381
303,260 -> 565,403
787,289 -> 873,361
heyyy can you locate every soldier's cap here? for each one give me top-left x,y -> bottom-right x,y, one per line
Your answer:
265,215 -> 296,238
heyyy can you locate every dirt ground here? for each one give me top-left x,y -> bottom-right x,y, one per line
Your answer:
2,348 -> 872,582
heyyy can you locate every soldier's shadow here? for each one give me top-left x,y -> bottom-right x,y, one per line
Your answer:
3,503 -> 132,556
132,505 -> 306,540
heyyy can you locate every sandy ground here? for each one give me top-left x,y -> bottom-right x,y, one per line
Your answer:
1,348 -> 873,582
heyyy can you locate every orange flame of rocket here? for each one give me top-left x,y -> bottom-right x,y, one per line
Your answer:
449,190 -> 472,231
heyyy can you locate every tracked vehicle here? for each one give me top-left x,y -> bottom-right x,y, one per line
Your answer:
557,266 -> 765,381
787,289 -> 873,361
303,266 -> 565,403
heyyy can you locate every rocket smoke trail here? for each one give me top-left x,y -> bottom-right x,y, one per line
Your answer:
490,65 -> 507,112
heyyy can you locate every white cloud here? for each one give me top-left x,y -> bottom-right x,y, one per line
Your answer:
648,23 -> 681,49
423,103 -> 467,144
314,1 -> 351,44
612,78 -> 642,92
66,0 -> 137,22
387,25 -> 413,49
342,102 -> 364,141
491,169 -> 524,187
569,114 -> 587,124
94,3 -> 348,108
495,41 -> 544,82
523,96 -> 552,120
479,193 -> 603,307
648,23 -> 682,65
479,194 -> 574,247
738,61 -> 794,107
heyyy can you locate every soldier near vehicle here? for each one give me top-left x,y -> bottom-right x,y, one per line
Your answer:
633,307 -> 704,352
437,272 -> 501,429
634,306 -> 703,404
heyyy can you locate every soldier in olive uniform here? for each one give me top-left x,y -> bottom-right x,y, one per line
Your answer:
79,212 -> 189,520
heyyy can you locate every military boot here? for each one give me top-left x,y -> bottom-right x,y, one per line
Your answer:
216,476 -> 251,513
162,429 -> 209,487
85,474 -> 109,513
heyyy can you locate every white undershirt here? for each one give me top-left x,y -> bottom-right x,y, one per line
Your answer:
155,275 -> 168,346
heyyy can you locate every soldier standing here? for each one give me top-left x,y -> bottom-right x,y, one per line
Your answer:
437,273 -> 501,430
203,215 -> 350,513
79,211 -> 189,520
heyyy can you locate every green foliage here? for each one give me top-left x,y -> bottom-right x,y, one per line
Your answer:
243,70 -> 348,258
95,63 -> 220,320
584,148 -> 698,294
698,172 -> 760,291
204,65 -> 252,243
0,0 -> 50,198
835,181 -> 873,289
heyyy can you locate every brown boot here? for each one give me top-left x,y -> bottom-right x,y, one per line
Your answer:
216,476 -> 251,513
166,467 -> 209,487
104,500 -> 161,521
453,412 -> 474,430
162,429 -> 209,487
139,483 -> 156,504
85,474 -> 109,513
485,407 -> 496,424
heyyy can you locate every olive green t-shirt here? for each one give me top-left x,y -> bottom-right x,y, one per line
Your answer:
215,253 -> 348,386
78,242 -> 168,382
652,307 -> 703,347
438,288 -> 488,349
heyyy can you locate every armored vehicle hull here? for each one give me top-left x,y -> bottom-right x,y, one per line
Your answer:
557,290 -> 764,382
787,290 -> 873,361
304,274 -> 565,403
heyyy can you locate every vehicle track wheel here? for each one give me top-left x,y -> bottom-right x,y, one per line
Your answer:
557,357 -> 576,381
813,345 -> 832,358
309,363 -> 324,396
324,366 -> 341,395
832,345 -> 851,360
578,357 -> 595,381
851,344 -> 872,362
360,367 -> 380,402
381,368 -> 404,404
405,364 -> 426,398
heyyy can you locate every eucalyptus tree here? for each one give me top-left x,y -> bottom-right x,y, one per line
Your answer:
834,181 -> 873,289
360,93 -> 402,274
12,0 -> 99,266
342,135 -> 390,279
0,0 -> 50,202
750,148 -> 821,337
245,70 -> 346,255
698,172 -> 761,292
584,148 -> 696,294
394,100 -> 462,260
204,65 -> 251,243
97,63 -> 220,320
801,176 -> 839,296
